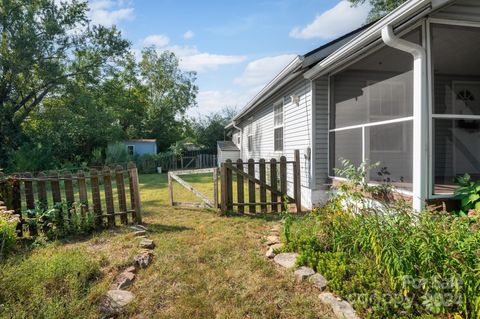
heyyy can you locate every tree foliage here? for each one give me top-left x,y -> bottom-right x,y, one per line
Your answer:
348,0 -> 407,22
192,107 -> 236,152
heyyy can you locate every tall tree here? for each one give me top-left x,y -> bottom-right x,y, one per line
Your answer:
192,107 -> 237,152
139,48 -> 198,151
0,0 -> 129,163
349,0 -> 407,22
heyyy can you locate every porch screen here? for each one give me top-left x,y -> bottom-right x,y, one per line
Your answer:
329,29 -> 420,191
432,24 -> 480,194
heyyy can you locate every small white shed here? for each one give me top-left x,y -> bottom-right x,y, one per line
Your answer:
217,141 -> 240,166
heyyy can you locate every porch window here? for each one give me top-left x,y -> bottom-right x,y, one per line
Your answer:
328,29 -> 420,191
431,24 -> 480,194
273,101 -> 283,151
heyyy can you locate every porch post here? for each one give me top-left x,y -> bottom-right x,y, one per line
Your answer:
382,25 -> 428,211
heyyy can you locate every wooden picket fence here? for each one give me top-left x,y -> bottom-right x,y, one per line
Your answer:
0,162 -> 142,237
220,150 -> 302,214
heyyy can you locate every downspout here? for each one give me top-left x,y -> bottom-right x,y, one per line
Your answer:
232,121 -> 243,159
381,25 -> 428,211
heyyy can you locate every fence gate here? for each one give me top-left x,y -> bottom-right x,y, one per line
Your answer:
220,150 -> 302,214
168,168 -> 218,208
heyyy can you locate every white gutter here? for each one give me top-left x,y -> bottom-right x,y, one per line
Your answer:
304,0 -> 432,80
230,56 -> 303,123
381,25 -> 428,211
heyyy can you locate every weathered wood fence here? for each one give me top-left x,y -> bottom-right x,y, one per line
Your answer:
137,153 -> 217,173
0,162 -> 142,237
220,150 -> 302,214
168,168 -> 218,209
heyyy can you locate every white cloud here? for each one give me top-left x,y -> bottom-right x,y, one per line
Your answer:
88,0 -> 135,26
234,54 -> 297,89
143,34 -> 170,47
183,30 -> 194,40
192,90 -> 247,116
160,45 -> 246,73
289,1 -> 370,40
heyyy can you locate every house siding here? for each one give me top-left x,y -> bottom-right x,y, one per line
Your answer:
235,75 -> 315,208
313,76 -> 330,197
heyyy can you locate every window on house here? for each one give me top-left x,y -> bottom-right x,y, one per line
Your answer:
247,118 -> 253,152
237,135 -> 240,145
127,145 -> 135,156
273,101 -> 283,151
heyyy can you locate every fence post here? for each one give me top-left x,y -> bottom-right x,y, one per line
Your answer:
24,172 -> 37,236
115,165 -> 128,225
213,167 -> 219,209
90,168 -> 103,228
236,159 -> 244,214
248,159 -> 256,214
280,156 -> 287,212
259,159 -> 267,213
77,170 -> 89,221
168,172 -> 174,206
37,172 -> 48,209
103,167 -> 116,228
128,162 -> 142,224
11,176 -> 22,237
50,171 -> 61,205
225,159 -> 233,212
220,163 -> 227,214
270,159 -> 278,213
293,150 -> 302,213
64,171 -> 75,218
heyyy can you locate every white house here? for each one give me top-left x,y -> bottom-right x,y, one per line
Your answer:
225,0 -> 480,210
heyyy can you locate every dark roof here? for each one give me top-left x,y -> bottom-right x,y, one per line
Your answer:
300,21 -> 377,70
217,141 -> 240,152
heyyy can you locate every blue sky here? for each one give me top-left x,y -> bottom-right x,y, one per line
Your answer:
86,0 -> 370,117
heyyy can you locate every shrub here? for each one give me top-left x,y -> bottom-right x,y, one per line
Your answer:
0,209 -> 19,258
105,142 -> 130,165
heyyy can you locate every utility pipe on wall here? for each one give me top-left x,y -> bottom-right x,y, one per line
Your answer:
381,25 -> 428,211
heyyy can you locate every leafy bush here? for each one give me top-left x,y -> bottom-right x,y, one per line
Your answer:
282,162 -> 480,318
9,143 -> 59,173
105,142 -> 130,165
0,209 -> 19,258
454,173 -> 480,215
0,249 -> 101,318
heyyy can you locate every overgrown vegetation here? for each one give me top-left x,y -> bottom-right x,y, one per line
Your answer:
282,161 -> 480,319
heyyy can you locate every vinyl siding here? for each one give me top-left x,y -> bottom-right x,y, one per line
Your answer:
235,75 -> 315,208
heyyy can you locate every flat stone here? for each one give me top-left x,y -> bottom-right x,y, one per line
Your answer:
310,273 -> 327,290
294,266 -> 315,281
266,235 -> 280,246
115,271 -> 135,289
273,253 -> 298,269
265,243 -> 284,259
133,230 -> 146,236
101,290 -> 134,315
133,251 -> 153,269
124,266 -> 136,274
139,239 -> 155,249
319,292 -> 359,319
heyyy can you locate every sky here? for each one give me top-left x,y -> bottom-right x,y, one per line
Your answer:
85,0 -> 371,117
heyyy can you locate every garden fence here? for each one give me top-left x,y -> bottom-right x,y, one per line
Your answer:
0,162 -> 142,237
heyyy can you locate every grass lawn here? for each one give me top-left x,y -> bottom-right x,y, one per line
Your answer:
0,174 -> 333,319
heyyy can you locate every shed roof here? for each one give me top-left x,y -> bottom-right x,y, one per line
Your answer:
124,139 -> 156,143
217,141 -> 240,152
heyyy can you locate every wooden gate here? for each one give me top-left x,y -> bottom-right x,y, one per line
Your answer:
168,168 -> 218,208
220,150 -> 302,214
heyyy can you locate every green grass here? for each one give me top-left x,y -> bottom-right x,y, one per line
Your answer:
0,174 -> 333,319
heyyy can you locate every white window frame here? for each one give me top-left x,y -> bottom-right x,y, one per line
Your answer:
273,99 -> 284,152
427,19 -> 480,198
247,117 -> 254,153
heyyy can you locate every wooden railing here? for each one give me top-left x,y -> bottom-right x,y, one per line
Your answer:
0,162 -> 142,236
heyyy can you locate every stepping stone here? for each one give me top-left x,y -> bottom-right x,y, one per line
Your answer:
273,253 -> 298,269
101,290 -> 134,315
124,266 -> 136,274
115,271 -> 135,289
310,273 -> 327,290
319,292 -> 359,319
134,251 -> 153,269
265,243 -> 283,259
266,235 -> 280,246
294,266 -> 315,281
139,239 -> 155,249
133,230 -> 146,236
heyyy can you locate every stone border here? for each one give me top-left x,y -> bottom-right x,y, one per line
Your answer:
264,224 -> 360,319
100,224 -> 155,317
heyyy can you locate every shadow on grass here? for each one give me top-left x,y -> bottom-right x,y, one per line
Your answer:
224,212 -> 284,222
146,223 -> 192,233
